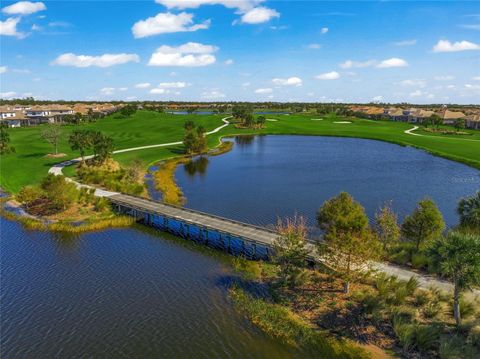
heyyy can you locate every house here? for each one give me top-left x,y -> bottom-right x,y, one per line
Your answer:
0,106 -> 16,120
465,114 -> 480,130
25,106 -> 55,124
438,110 -> 466,125
408,109 -> 434,123
0,107 -> 29,127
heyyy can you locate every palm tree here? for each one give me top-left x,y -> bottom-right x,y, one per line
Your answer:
457,192 -> 480,230
428,231 -> 480,326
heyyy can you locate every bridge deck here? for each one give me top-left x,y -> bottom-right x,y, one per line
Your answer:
109,194 -> 280,246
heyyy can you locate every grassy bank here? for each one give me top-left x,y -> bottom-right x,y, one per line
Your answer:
152,157 -> 190,205
230,286 -> 371,358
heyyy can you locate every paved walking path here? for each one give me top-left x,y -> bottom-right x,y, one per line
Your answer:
405,125 -> 480,142
48,117 -> 479,297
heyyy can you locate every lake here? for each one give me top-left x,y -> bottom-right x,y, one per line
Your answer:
174,135 -> 479,235
0,218 -> 295,358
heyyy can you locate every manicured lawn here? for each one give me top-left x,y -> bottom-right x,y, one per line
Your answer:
1,111 -> 479,194
0,111 -> 224,193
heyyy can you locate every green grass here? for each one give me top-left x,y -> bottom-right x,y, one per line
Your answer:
0,111 -> 224,193
1,111 -> 479,194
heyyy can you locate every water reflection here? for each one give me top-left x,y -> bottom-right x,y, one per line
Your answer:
183,156 -> 210,177
235,135 -> 255,146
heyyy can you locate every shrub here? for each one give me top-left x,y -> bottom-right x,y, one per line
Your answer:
16,185 -> 44,207
389,248 -> 411,265
439,335 -> 464,358
414,290 -> 430,306
468,326 -> 480,348
393,317 -> 416,353
449,298 -> 478,320
422,299 -> 442,319
405,277 -> 420,296
412,253 -> 430,269
414,324 -> 441,352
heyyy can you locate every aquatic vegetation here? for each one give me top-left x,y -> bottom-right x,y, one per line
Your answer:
152,158 -> 189,206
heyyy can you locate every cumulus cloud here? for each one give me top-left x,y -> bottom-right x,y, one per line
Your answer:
224,59 -> 234,65
135,82 -> 151,88
433,39 -> 480,52
148,42 -> 217,67
240,7 -> 279,24
0,66 -> 7,74
372,95 -> 383,102
100,87 -> 115,95
339,59 -> 375,69
157,81 -> 190,88
320,27 -> 328,34
0,17 -> 26,38
202,90 -> 226,99
254,88 -> 273,94
315,71 -> 340,80
132,12 -> 210,38
0,91 -> 16,98
307,43 -> 321,49
2,1 -> 46,15
393,39 -> 417,46
52,53 -> 140,67
150,88 -> 167,94
272,77 -> 302,86
376,57 -> 408,68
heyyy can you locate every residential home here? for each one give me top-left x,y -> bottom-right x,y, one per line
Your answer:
437,110 -> 466,125
465,114 -> 480,130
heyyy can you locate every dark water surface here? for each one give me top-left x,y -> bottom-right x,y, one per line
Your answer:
176,135 -> 479,234
0,218 -> 294,358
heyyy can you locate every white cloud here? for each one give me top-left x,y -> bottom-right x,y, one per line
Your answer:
2,1 -> 46,15
135,82 -> 151,88
460,24 -> 480,31
254,88 -> 273,94
433,40 -> 480,52
307,43 -> 321,49
100,87 -> 115,95
472,76 -> 480,81
376,57 -> 408,68
372,95 -> 383,102
339,59 -> 375,69
393,39 -> 417,46
224,59 -> 234,65
150,88 -> 167,94
156,0 -> 261,12
52,53 -> 140,67
409,90 -> 431,97
157,81 -> 189,88
399,79 -> 426,88
126,96 -> 137,100
0,66 -> 7,74
0,91 -> 16,98
132,12 -> 210,38
272,77 -> 302,86
0,17 -> 26,38
118,87 -> 128,91
320,27 -> 328,34
242,82 -> 250,87
148,42 -> 217,67
240,7 -> 279,24
434,75 -> 455,81
315,71 -> 340,80
202,90 -> 226,99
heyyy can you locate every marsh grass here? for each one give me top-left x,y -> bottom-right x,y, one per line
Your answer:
152,158 -> 190,205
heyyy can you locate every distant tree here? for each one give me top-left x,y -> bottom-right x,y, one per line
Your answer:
16,185 -> 44,209
74,112 -> 83,124
0,123 -> 15,154
454,118 -> 465,132
428,231 -> 480,326
457,192 -> 480,230
41,124 -> 62,155
68,130 -> 94,161
187,108 -> 196,114
374,202 -> 401,252
273,216 -> 310,289
256,115 -> 266,126
317,192 -> 381,293
119,104 -> 137,117
401,198 -> 445,254
429,114 -> 443,129
40,174 -> 78,211
184,120 -> 195,131
92,132 -> 114,164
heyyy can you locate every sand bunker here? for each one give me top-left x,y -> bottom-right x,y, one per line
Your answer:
311,118 -> 324,121
333,121 -> 352,124
266,119 -> 278,122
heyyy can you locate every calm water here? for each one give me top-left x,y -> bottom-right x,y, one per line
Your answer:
0,218 -> 295,358
175,135 -> 479,234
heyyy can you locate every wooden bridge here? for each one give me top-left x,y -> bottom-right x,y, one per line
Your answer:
109,193 -> 317,261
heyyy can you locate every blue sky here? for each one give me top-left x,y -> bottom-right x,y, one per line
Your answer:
1,0 -> 479,104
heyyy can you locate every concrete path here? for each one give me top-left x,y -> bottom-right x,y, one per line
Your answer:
405,125 -> 480,142
48,117 -> 479,298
